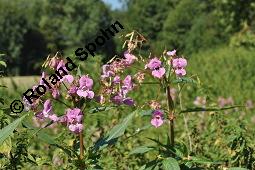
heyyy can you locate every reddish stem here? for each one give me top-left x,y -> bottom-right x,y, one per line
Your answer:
166,86 -> 175,146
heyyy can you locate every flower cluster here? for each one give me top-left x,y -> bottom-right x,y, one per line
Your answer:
63,108 -> 84,133
24,56 -> 95,134
98,51 -> 137,106
172,58 -> 187,76
166,49 -> 187,76
145,57 -> 165,79
35,100 -> 84,133
143,50 -> 188,127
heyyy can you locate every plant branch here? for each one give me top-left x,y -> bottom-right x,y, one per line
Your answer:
178,84 -> 193,152
166,85 -> 175,147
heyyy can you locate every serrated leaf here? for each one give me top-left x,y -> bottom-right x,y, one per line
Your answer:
129,146 -> 154,155
0,114 -> 27,144
162,157 -> 180,170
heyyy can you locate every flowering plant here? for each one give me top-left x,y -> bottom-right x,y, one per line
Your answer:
0,32 -> 246,169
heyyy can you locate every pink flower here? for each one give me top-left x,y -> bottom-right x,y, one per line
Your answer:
23,96 -> 38,111
151,110 -> 164,128
68,86 -> 78,95
49,114 -> 59,122
101,65 -> 115,78
152,67 -> 166,79
62,75 -> 74,84
51,88 -> 60,99
146,58 -> 166,79
35,111 -> 44,120
65,108 -> 83,124
77,75 -> 94,99
77,89 -> 94,99
49,57 -> 60,69
42,100 -> 54,117
122,75 -> 133,91
111,94 -> 123,105
68,123 -> 83,134
146,58 -> 162,70
39,72 -> 46,85
124,51 -> 137,65
175,68 -> 186,76
172,58 -> 187,69
123,98 -> 135,106
167,49 -> 176,56
57,60 -> 65,70
79,75 -> 93,89
113,76 -> 121,84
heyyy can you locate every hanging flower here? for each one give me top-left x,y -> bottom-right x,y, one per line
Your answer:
151,110 -> 164,128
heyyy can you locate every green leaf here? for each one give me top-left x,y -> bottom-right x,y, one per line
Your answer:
190,156 -> 215,164
105,111 -> 136,142
179,105 -> 244,114
0,114 -> 27,144
76,65 -> 82,76
228,168 -> 249,170
37,131 -> 57,145
162,157 -> 180,170
94,111 -> 137,151
0,61 -> 7,67
172,77 -> 197,84
0,137 -> 12,155
139,110 -> 153,116
129,146 -> 154,155
142,160 -> 160,170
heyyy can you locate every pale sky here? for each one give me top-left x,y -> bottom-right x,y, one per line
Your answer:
102,0 -> 123,10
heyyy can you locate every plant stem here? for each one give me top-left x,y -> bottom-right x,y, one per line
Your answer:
79,131 -> 84,169
178,84 -> 193,152
79,132 -> 84,159
166,86 -> 175,146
